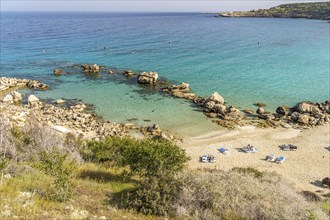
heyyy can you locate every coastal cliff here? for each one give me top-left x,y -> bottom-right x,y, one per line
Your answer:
218,2 -> 330,20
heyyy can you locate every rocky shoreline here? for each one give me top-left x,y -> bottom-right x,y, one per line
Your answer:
1,63 -> 329,137
0,76 -> 175,141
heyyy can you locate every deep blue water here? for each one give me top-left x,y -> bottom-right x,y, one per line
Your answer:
1,12 -> 329,135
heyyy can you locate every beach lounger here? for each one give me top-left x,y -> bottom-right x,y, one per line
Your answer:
199,154 -> 216,163
199,155 -> 208,163
266,154 -> 275,161
276,156 -> 285,164
218,147 -> 229,155
242,146 -> 258,153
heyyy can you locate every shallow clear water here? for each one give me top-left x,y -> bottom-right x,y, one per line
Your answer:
1,12 -> 329,136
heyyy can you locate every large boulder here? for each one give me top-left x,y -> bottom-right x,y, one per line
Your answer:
28,95 -> 40,107
276,106 -> 289,115
294,102 -> 320,114
205,92 -> 224,104
256,107 -> 265,115
214,104 -> 226,114
11,91 -> 22,102
137,72 -> 158,84
2,94 -> 13,103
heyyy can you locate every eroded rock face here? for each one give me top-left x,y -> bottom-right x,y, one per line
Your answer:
137,71 -> 158,84
82,64 -> 100,74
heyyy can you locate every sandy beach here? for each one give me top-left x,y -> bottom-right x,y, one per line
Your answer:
181,124 -> 330,192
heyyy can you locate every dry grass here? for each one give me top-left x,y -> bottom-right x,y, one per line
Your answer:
173,169 -> 329,220
0,162 -> 167,220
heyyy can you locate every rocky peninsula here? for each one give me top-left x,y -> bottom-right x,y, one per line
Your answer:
217,2 -> 330,20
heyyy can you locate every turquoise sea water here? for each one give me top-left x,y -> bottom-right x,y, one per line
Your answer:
1,12 -> 329,136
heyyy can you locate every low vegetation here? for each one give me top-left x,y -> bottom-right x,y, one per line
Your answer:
219,2 -> 330,20
0,114 -> 329,219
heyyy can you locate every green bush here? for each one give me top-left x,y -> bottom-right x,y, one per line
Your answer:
88,137 -> 189,216
38,150 -> 77,202
232,167 -> 264,178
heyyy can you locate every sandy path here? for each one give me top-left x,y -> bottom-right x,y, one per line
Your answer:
180,125 -> 330,192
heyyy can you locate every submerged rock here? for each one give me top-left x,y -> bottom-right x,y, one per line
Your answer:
123,70 -> 135,77
54,68 -> 63,76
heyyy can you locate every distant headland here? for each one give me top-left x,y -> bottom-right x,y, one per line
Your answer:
217,2 -> 330,20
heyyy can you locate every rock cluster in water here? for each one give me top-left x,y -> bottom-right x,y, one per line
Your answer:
82,64 -> 100,74
51,63 -> 330,130
0,77 -> 48,91
0,77 -> 176,140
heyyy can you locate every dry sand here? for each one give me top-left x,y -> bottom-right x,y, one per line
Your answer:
180,124 -> 330,192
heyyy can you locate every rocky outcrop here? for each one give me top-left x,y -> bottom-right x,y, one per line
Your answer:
137,72 -> 158,84
205,92 -> 225,105
274,101 -> 330,127
82,64 -> 100,74
162,82 -> 196,100
26,80 -> 48,90
0,77 -> 48,91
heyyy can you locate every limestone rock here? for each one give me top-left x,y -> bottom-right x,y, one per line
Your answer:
294,102 -> 320,114
214,104 -> 227,114
298,114 -> 310,124
204,101 -> 216,110
256,107 -> 265,115
28,95 -> 39,103
11,91 -> 22,102
2,94 -> 13,103
56,99 -> 65,104
137,71 -> 158,84
82,64 -> 100,74
205,92 -> 224,104
170,83 -> 190,93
